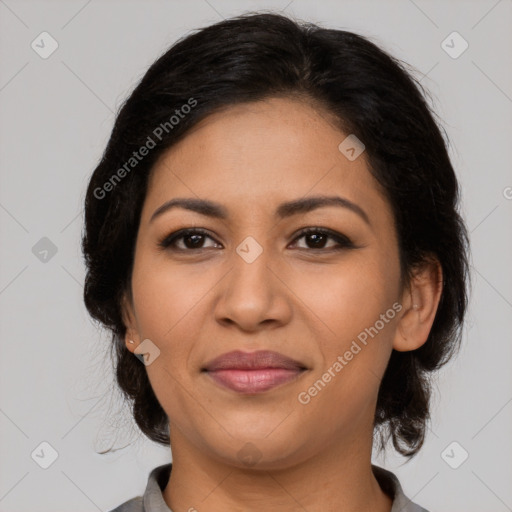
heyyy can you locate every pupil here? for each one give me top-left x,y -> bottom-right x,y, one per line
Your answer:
308,233 -> 325,248
186,234 -> 203,248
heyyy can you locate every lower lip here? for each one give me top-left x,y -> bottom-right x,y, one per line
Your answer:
205,368 -> 305,393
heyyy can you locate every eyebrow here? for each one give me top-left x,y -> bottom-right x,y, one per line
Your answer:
150,195 -> 370,226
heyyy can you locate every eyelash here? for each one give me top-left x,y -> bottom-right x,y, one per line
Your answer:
157,227 -> 356,253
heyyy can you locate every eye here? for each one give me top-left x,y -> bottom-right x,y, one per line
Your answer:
158,227 -> 356,253
289,227 -> 355,251
158,228 -> 221,251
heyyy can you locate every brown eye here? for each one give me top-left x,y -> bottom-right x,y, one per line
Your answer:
158,227 -> 355,253
301,232 -> 330,249
290,228 -> 355,251
158,229 -> 221,251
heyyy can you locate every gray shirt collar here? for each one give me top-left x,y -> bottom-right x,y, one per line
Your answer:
112,463 -> 429,512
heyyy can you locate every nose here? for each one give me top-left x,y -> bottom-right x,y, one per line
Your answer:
213,240 -> 293,333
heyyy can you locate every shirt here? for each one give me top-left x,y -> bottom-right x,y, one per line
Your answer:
108,463 -> 429,512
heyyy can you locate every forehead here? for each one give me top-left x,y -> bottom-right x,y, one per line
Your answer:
143,97 -> 391,225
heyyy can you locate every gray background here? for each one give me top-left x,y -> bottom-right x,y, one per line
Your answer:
0,0 -> 511,510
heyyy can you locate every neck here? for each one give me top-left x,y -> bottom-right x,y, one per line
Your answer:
162,427 -> 393,512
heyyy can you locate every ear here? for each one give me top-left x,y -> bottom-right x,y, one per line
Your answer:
394,256 -> 443,352
120,291 -> 141,354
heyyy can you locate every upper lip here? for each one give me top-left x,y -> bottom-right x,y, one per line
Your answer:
202,350 -> 307,371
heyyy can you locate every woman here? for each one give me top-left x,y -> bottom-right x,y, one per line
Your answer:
82,12 -> 470,512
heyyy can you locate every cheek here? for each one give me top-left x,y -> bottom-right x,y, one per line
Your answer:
289,252 -> 401,417
293,258 -> 399,428
131,249 -> 209,334
130,260 -> 209,420
291,251 -> 400,345
130,255 -> 215,381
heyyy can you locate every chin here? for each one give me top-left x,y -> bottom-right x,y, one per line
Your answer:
203,428 -> 312,472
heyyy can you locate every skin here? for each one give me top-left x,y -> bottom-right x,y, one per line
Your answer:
122,96 -> 443,512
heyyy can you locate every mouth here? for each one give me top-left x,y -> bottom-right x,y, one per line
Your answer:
202,350 -> 308,394
205,368 -> 307,393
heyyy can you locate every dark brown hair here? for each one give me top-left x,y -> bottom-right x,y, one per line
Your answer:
82,12 -> 470,457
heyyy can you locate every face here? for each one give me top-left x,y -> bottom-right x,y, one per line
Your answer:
123,96 -> 410,470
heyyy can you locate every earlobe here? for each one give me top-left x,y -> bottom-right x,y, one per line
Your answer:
121,293 -> 140,353
124,332 -> 140,354
394,257 -> 443,352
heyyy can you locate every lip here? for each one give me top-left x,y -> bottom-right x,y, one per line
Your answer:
202,350 -> 307,394
203,350 -> 306,371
